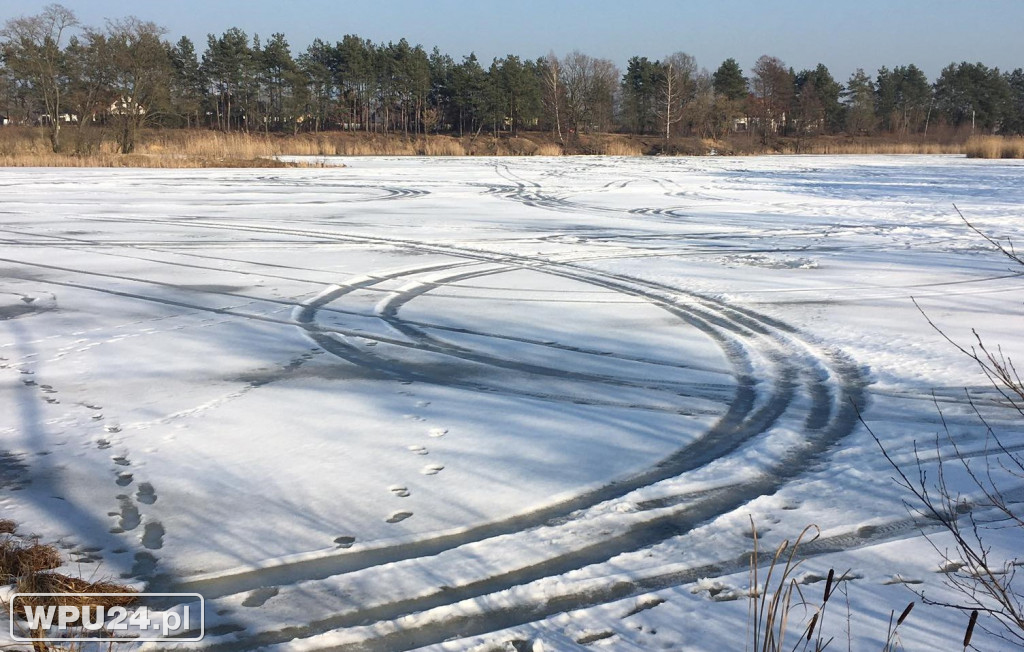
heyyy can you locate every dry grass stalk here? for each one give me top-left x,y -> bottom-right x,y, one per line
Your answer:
749,519 -> 821,652
747,519 -> 916,651
964,609 -> 979,647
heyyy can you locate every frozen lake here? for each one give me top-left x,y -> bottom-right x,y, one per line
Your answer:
1,155 -> 1022,650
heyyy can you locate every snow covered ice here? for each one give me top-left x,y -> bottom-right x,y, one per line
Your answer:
1,155 -> 1022,650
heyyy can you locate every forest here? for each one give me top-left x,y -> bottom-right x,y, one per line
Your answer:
2,4 -> 1023,154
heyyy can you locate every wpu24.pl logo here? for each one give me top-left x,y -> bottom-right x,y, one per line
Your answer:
8,593 -> 204,643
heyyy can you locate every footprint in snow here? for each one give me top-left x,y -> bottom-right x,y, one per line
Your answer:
333,536 -> 355,548
421,464 -> 444,476
136,482 -> 157,505
111,497 -> 141,531
428,427 -> 447,438
141,521 -> 164,550
115,472 -> 134,487
389,485 -> 410,498
386,511 -> 413,524
126,551 -> 157,579
407,444 -> 428,455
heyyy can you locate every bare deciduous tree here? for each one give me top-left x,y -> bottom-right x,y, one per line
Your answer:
540,51 -> 564,144
0,3 -> 78,151
751,55 -> 793,144
559,51 -> 618,139
63,30 -> 114,153
561,50 -> 592,137
689,70 -> 717,140
104,17 -> 170,153
656,52 -> 696,140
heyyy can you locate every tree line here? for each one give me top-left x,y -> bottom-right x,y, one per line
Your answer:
2,4 -> 1023,153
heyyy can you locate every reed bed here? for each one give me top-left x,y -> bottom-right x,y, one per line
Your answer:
780,140 -> 963,155
965,135 -> 1024,158
601,140 -> 643,156
6,126 -> 1022,165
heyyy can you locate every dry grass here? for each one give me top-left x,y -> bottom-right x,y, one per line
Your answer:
4,126 -> 1015,165
0,128 -> 341,166
0,152 -> 314,168
780,140 -> 963,155
965,135 -> 1024,159
1,521 -> 139,646
601,140 -> 643,156
748,521 -> 822,652
748,520 -> 915,651
417,136 -> 467,156
1,539 -> 62,581
15,573 -> 137,610
0,519 -> 16,534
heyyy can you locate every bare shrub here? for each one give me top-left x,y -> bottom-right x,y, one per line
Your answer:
865,206 -> 1024,646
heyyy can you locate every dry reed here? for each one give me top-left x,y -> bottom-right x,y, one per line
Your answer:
417,136 -> 466,156
6,126 -> 1018,165
601,140 -> 643,156
747,519 -> 916,651
784,141 -> 963,155
965,135 -> 1024,159
749,520 -> 821,652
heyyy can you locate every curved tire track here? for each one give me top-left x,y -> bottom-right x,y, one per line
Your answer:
36,200 -> 869,650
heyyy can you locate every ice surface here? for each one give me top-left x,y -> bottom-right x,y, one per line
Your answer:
1,155 -> 1022,650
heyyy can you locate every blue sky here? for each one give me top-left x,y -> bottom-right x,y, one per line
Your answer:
3,0 -> 1022,82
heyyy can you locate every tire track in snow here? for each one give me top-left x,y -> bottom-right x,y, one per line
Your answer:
44,212 -> 862,600
164,255 -> 864,652
5,183 -> 870,649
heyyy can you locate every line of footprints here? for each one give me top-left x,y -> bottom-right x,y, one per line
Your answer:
103,350 -> 323,569
334,401 -> 447,549
14,364 -> 164,579
100,425 -> 165,579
